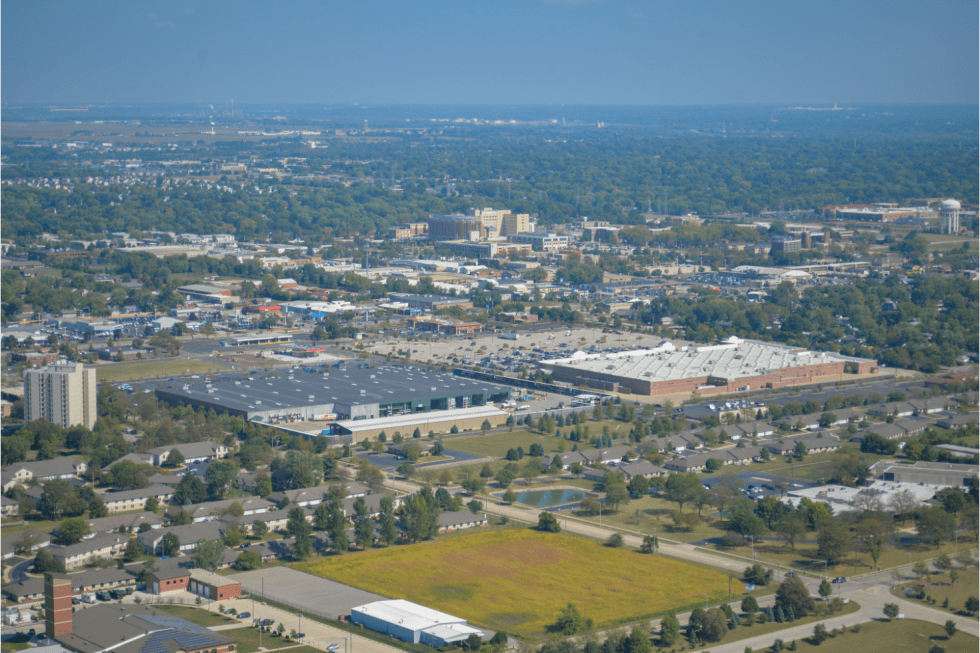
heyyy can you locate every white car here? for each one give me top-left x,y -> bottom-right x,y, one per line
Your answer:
328,645 -> 340,651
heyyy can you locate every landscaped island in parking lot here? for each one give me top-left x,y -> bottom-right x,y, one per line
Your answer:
294,529 -> 737,636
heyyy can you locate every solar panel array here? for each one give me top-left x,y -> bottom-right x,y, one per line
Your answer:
140,631 -> 221,653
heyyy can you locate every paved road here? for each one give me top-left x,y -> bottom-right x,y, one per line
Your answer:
389,476 -> 980,649
7,557 -> 32,582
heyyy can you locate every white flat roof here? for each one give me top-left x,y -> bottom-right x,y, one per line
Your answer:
543,338 -> 873,384
785,480 -> 939,513
352,599 -> 465,632
335,405 -> 506,434
423,623 -> 484,642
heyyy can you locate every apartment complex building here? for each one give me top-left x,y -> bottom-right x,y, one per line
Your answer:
24,362 -> 97,430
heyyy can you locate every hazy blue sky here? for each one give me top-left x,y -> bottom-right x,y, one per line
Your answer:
3,0 -> 977,105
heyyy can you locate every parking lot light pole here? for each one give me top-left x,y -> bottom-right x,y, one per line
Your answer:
297,613 -> 302,638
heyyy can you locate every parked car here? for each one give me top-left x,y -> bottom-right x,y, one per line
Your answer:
238,612 -> 251,619
832,577 -> 847,584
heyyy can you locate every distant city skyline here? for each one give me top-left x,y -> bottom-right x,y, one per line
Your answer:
2,0 -> 977,106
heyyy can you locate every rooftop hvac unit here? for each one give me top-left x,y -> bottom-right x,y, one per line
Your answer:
309,395 -> 315,400
255,400 -> 262,405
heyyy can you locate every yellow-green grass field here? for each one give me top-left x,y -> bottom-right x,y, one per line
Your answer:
294,530 -> 738,636
738,618 -> 978,653
891,567 -> 980,617
95,359 -> 227,383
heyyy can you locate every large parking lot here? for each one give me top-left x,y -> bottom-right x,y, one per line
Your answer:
368,327 -> 689,372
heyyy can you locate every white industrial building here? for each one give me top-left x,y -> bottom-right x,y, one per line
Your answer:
350,600 -> 484,646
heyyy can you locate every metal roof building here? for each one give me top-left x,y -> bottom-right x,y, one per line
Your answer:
155,364 -> 510,423
542,337 -> 877,396
330,405 -> 507,439
351,599 -> 483,646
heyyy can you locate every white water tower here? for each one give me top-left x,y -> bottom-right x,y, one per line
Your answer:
940,199 -> 961,234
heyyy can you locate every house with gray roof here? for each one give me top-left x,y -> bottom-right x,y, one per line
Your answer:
145,441 -> 229,466
48,533 -> 131,570
167,496 -> 274,522
437,510 -> 488,533
137,521 -> 227,555
936,413 -> 979,429
101,453 -> 153,473
2,495 -> 19,517
81,511 -> 164,535
765,433 -> 839,456
100,485 -> 174,513
3,458 -> 89,486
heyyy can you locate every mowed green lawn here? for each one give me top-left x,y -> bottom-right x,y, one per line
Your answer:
758,618 -> 978,653
294,529 -> 736,636
891,567 -> 980,617
153,605 -> 238,626
450,430 -> 568,458
450,419 -> 632,459
95,359 -> 227,383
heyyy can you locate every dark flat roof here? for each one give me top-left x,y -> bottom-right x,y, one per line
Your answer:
155,364 -> 506,414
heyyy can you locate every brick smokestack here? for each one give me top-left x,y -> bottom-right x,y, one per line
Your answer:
44,572 -> 73,638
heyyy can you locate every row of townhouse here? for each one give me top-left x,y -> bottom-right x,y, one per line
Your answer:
167,495 -> 277,523
546,445 -> 638,470
866,397 -> 953,418
103,441 -> 230,470
764,433 -> 841,456
860,417 -> 932,441
581,459 -> 666,482
137,521 -> 227,555
99,485 -> 175,513
2,568 -> 138,604
2,458 -> 89,491
664,446 -> 764,473
47,533 -> 132,570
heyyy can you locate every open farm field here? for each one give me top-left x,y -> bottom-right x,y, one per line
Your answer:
95,359 -> 228,383
294,529 -> 737,636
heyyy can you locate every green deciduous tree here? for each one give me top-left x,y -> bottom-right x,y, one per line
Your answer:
660,614 -> 680,646
161,532 -> 181,557
548,603 -> 583,635
537,512 -> 561,533
54,517 -> 91,545
192,538 -> 225,572
775,576 -> 815,617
